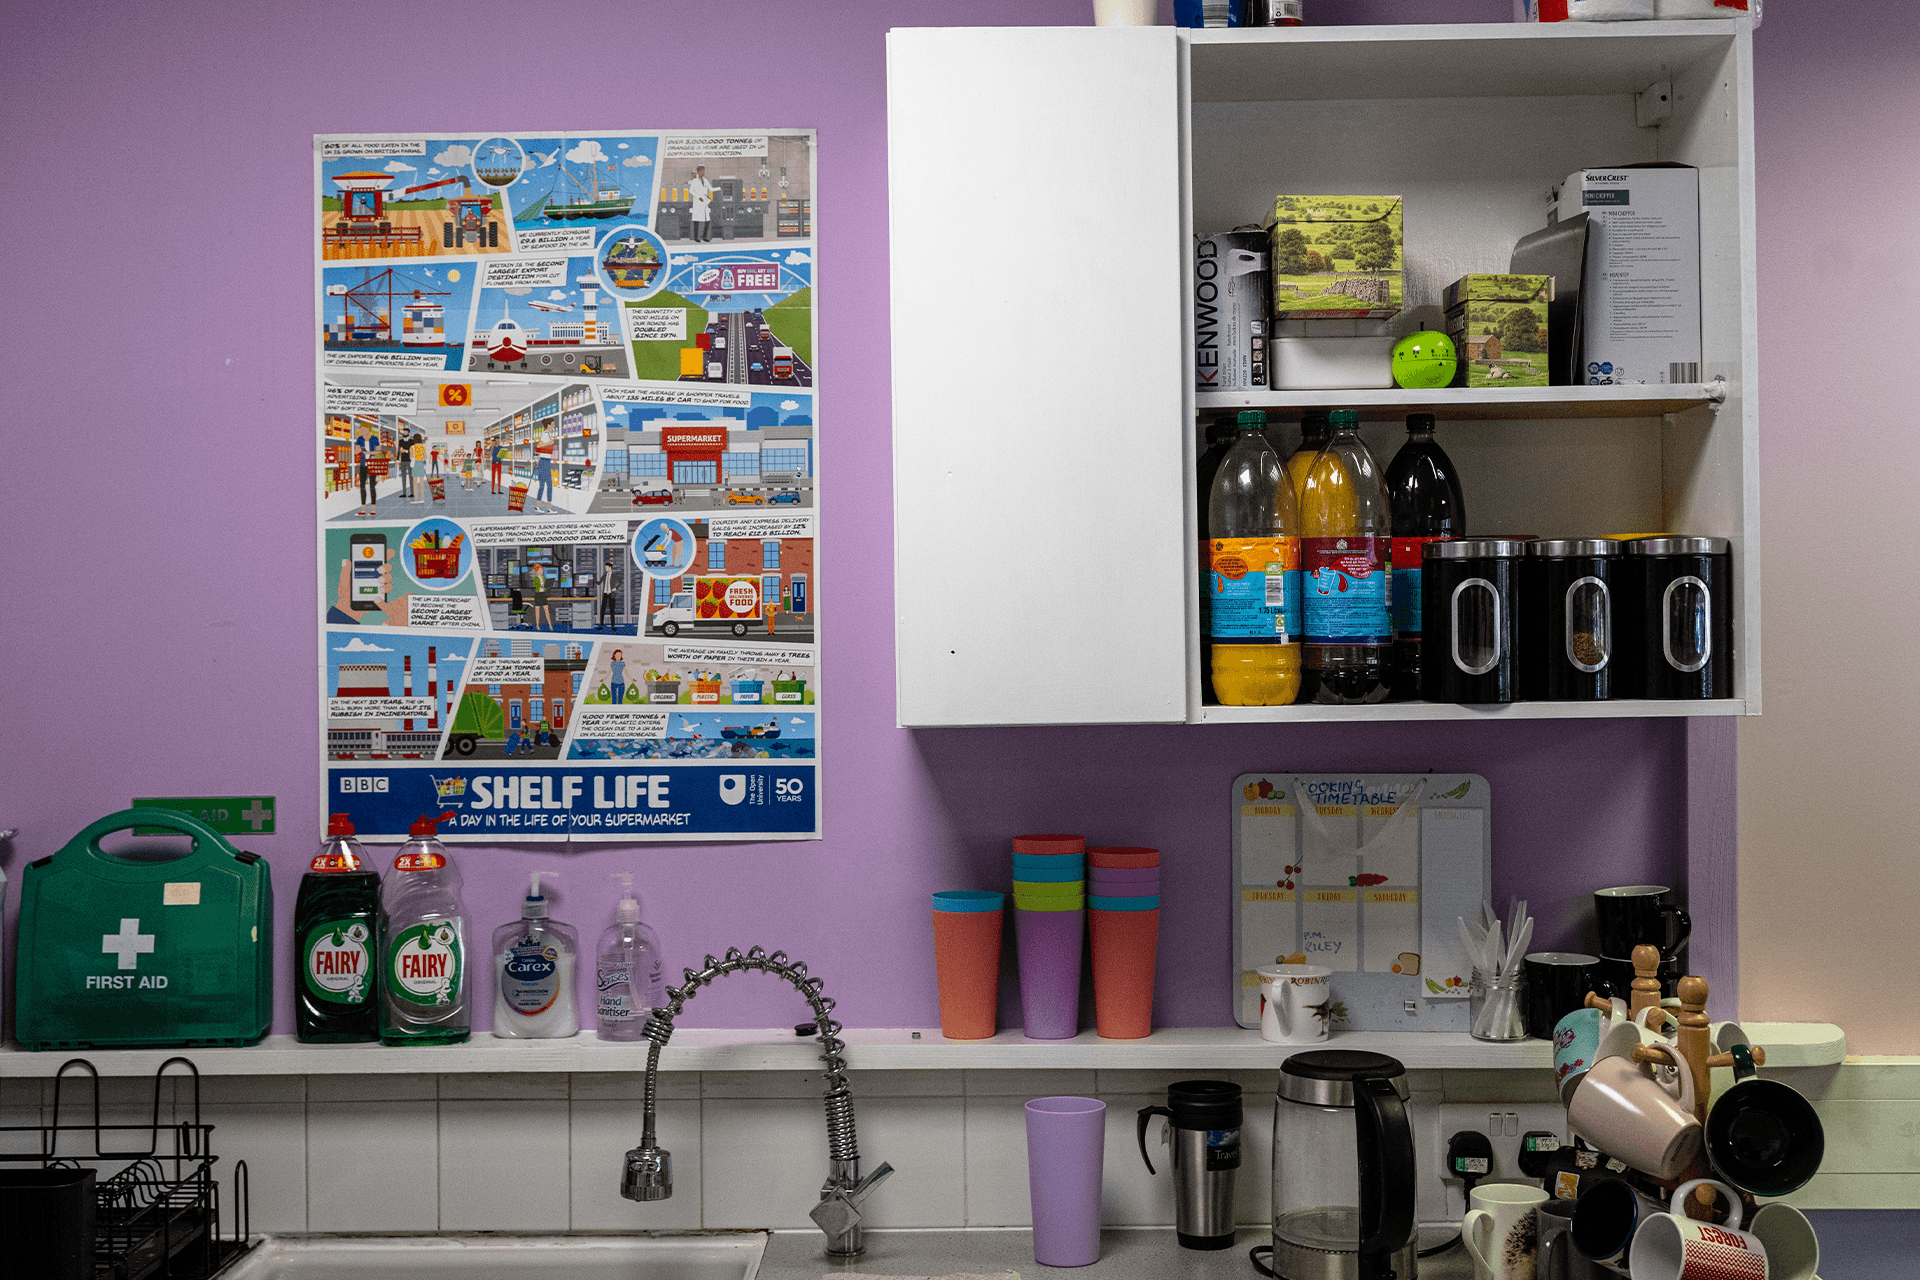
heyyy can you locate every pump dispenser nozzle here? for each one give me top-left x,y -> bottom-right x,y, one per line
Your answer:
613,872 -> 640,925
524,870 -> 553,920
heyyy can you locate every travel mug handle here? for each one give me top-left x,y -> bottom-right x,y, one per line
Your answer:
1136,1105 -> 1173,1176
1355,1075 -> 1415,1280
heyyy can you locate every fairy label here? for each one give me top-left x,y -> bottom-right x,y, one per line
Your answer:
304,920 -> 373,1004
388,921 -> 461,1004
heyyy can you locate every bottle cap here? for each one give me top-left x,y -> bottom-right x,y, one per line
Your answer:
613,872 -> 640,924
1236,409 -> 1266,428
327,813 -> 355,838
524,870 -> 551,920
1329,408 -> 1360,429
1406,412 -> 1436,433
408,809 -> 457,838
1301,411 -> 1331,437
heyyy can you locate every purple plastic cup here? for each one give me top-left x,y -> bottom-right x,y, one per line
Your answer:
1087,865 -> 1159,884
1024,1096 -> 1106,1266
1084,878 -> 1157,898
1014,906 -> 1084,1040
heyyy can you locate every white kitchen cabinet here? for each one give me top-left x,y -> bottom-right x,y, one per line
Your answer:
887,21 -> 1759,727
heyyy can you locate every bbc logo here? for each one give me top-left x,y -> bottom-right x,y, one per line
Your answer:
339,777 -> 390,792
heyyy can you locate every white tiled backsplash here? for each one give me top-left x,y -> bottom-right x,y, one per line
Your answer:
2,1063 -> 1910,1234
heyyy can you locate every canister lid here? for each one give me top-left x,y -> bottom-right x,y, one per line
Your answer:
1623,536 -> 1731,556
1528,539 -> 1621,558
1424,538 -> 1528,560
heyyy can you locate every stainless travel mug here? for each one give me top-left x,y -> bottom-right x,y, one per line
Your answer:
1137,1079 -> 1241,1249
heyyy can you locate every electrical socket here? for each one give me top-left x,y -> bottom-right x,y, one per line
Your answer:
1434,1101 -> 1569,1216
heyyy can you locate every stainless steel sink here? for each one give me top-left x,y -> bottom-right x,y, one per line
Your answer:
219,1231 -> 768,1280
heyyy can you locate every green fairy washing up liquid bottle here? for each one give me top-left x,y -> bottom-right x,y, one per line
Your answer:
295,813 -> 381,1043
378,810 -> 470,1045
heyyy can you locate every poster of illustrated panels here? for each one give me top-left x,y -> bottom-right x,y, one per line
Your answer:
316,130 -> 820,840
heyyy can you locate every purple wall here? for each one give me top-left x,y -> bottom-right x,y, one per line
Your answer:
4,0 -> 1732,1037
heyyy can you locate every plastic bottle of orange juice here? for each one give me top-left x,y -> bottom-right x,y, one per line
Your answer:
1283,411 -> 1331,511
1208,410 -> 1302,705
1299,408 -> 1392,704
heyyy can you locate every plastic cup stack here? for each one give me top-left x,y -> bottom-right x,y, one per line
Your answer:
1087,846 -> 1160,1039
931,890 -> 1005,1040
1010,834 -> 1086,1039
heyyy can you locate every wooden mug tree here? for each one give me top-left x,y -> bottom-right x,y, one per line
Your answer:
1583,943 -> 1765,1221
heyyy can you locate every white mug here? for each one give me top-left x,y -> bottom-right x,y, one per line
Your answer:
1628,1180 -> 1765,1280
1091,0 -> 1156,23
1256,963 -> 1332,1044
1749,1203 -> 1817,1280
1567,1046 -> 1701,1180
1708,1020 -> 1752,1107
1464,1183 -> 1551,1280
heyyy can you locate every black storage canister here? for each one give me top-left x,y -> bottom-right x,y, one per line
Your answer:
1421,539 -> 1526,703
1624,537 -> 1733,699
1523,539 -> 1620,701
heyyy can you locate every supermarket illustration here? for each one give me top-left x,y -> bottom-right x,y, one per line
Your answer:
652,133 -> 811,245
466,254 -> 631,379
325,630 -> 474,759
507,135 -> 658,230
623,246 -> 813,387
323,375 -> 602,521
588,391 -> 814,515
322,264 -> 479,371
320,140 -> 515,260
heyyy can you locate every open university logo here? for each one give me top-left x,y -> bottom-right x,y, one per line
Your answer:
718,774 -> 747,805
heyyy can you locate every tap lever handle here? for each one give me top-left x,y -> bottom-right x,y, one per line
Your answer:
851,1161 -> 894,1201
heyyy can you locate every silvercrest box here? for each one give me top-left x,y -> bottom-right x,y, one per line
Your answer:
1194,231 -> 1268,392
1444,273 -> 1553,388
1264,195 -> 1403,320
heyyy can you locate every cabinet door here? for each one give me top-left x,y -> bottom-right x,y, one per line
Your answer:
887,26 -> 1187,726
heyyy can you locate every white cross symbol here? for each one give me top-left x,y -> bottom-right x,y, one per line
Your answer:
103,918 -> 155,971
241,800 -> 274,831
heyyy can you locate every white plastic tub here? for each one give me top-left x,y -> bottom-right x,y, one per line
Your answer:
1268,335 -> 1396,391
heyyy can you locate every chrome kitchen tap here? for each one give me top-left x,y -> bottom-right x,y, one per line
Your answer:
620,946 -> 893,1258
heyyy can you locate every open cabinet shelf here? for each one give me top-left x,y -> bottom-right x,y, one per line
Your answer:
888,21 -> 1758,729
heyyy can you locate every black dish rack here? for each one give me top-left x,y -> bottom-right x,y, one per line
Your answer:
0,1057 -> 256,1280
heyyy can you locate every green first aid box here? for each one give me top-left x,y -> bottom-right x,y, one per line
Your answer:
15,808 -> 273,1050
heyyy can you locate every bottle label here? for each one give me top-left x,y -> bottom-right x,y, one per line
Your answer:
1208,537 -> 1301,643
388,922 -> 461,1005
1303,536 -> 1390,644
501,940 -> 563,1016
304,919 -> 372,1005
310,851 -> 363,873
393,850 -> 446,871
597,965 -> 636,1023
1390,537 -> 1447,636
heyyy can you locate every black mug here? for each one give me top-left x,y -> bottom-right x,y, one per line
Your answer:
1596,950 -> 1683,1003
1704,1044 -> 1825,1196
1593,885 -> 1690,960
1524,951 -> 1599,1041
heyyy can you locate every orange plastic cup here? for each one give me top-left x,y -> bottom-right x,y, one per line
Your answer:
933,905 -> 1004,1039
1089,908 -> 1159,1039
1089,845 -> 1160,870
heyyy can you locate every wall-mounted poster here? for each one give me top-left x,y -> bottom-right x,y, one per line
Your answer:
316,130 -> 820,841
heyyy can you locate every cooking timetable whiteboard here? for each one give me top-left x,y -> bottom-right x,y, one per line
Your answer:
1232,773 -> 1492,1033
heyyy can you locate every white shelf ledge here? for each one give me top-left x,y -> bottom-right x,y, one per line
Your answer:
0,1023 -> 1843,1077
1194,384 -> 1718,421
1195,699 -> 1748,724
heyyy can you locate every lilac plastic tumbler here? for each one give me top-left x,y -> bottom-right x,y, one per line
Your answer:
1014,906 -> 1084,1039
1024,1096 -> 1106,1266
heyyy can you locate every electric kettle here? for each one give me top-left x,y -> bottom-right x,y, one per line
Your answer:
1270,1050 -> 1417,1280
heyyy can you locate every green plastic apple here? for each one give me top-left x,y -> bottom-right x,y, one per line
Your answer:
1392,331 -> 1458,390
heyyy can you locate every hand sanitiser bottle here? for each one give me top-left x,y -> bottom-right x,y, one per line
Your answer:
596,873 -> 665,1041
493,871 -> 579,1038
295,814 -> 381,1043
378,811 -> 470,1046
